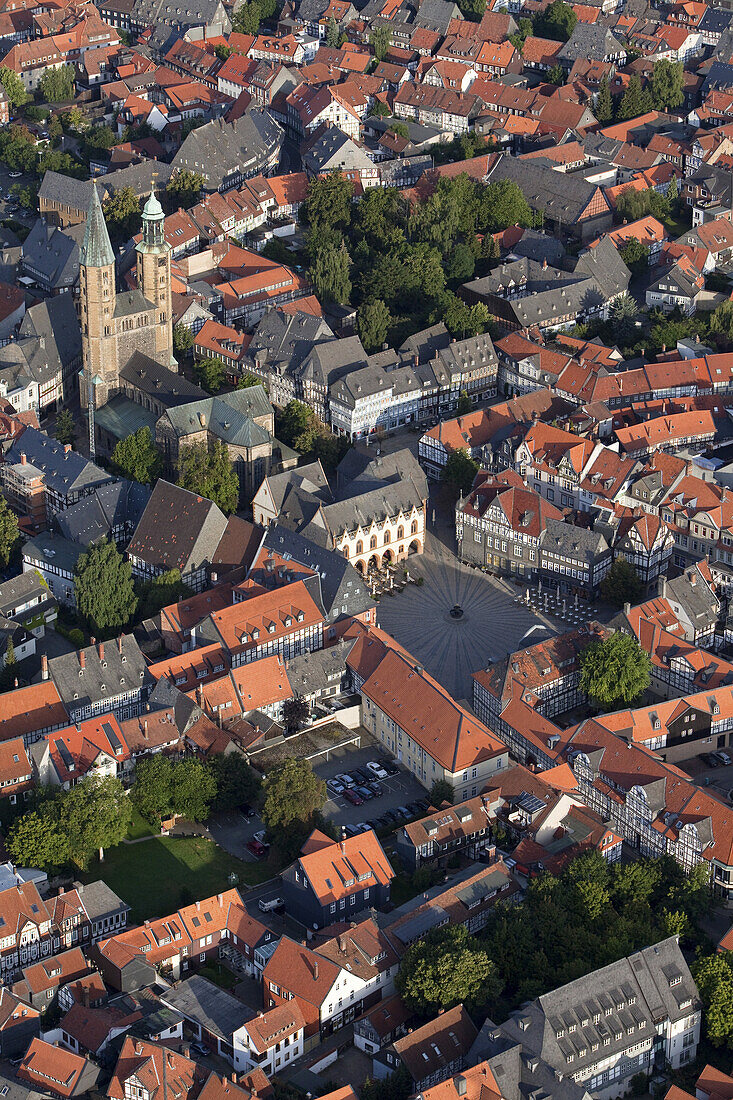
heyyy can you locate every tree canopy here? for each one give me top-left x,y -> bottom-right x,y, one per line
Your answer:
177,440 -> 239,515
442,448 -> 480,496
74,538 -> 137,638
396,925 -> 501,1015
692,953 -> 733,1047
579,631 -> 651,708
358,298 -> 391,352
534,0 -> 576,40
111,426 -> 162,486
0,67 -> 27,109
304,171 -> 354,232
103,186 -> 141,242
600,557 -> 645,608
166,170 -> 205,210
651,60 -> 684,111
40,64 -> 75,103
132,755 -> 220,824
261,757 -> 326,831
194,356 -> 226,394
0,497 -> 19,569
54,409 -> 75,447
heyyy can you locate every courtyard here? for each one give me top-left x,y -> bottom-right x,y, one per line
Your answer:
375,529 -> 554,701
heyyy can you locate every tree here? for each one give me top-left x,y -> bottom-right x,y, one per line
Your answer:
325,16 -> 340,45
618,75 -> 653,122
282,698 -> 310,736
579,632 -> 651,709
370,24 -> 392,61
620,237 -> 649,274
609,293 -> 640,347
173,323 -> 194,357
388,120 -> 409,139
534,0 -> 577,40
166,170 -> 205,211
595,74 -> 613,123
7,802 -> 68,872
310,241 -> 351,304
194,356 -> 226,394
457,391 -> 472,415
61,775 -> 131,869
74,538 -> 137,637
357,298 -> 391,352
177,439 -> 239,515
443,295 -> 490,339
600,557 -> 644,607
304,171 -> 353,231
692,953 -> 733,1046
479,179 -> 532,232
54,409 -> 75,447
430,778 -> 453,806
237,373 -> 264,389
208,754 -> 260,813
232,0 -> 261,33
40,64 -> 75,102
138,568 -> 190,619
446,242 -> 475,282
651,59 -> 684,111
442,448 -> 479,496
261,757 -> 326,831
370,101 -> 391,118
172,759 -> 217,822
396,925 -> 501,1015
0,497 -> 18,570
132,755 -> 173,824
111,426 -> 162,486
102,186 -> 141,242
547,63 -> 565,85
0,67 -> 27,109
279,401 -> 318,452
710,299 -> 733,348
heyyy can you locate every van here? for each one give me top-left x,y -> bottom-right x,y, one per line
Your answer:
258,896 -> 284,913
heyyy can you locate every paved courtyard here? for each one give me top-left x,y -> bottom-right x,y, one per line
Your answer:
375,531 -> 554,702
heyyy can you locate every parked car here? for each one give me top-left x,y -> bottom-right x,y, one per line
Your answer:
384,809 -> 402,824
356,822 -> 371,832
344,823 -> 361,836
327,778 -> 345,796
190,1043 -> 210,1058
366,780 -> 382,796
716,751 -> 732,766
701,752 -> 718,767
8,171 -> 21,179
406,801 -> 423,816
258,896 -> 284,912
246,839 -> 268,859
344,788 -> 364,805
241,804 -> 256,820
351,767 -> 371,784
414,799 -> 430,813
356,785 -> 374,801
396,805 -> 411,820
382,760 -> 399,776
253,830 -> 268,845
336,773 -> 356,787
366,761 -> 388,780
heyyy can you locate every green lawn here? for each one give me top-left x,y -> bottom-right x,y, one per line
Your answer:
82,836 -> 272,923
127,806 -> 155,841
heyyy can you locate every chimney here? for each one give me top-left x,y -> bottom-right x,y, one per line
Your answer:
196,684 -> 204,706
81,984 -> 90,1008
340,826 -> 346,854
118,636 -> 123,653
90,637 -> 96,647
79,650 -> 85,670
98,641 -> 104,661
624,602 -> 630,615
231,1075 -> 237,1085
218,893 -> 223,905
41,654 -> 48,680
64,443 -> 71,454
313,959 -> 319,980
659,576 -> 667,598
142,721 -> 148,739
20,452 -> 26,465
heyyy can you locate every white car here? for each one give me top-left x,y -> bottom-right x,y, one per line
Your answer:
366,761 -> 388,780
335,773 -> 355,787
258,896 -> 284,913
253,830 -> 268,845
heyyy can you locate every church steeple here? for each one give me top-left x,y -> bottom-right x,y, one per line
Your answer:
136,184 -> 174,369
80,185 -> 114,269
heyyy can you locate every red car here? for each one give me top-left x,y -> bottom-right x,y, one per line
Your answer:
344,788 -> 364,806
247,839 -> 268,859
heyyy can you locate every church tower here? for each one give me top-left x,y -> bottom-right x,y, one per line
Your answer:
79,185 -> 117,408
136,188 -> 175,370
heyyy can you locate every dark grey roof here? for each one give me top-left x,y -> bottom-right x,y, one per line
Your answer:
161,387 -> 274,446
540,518 -> 609,560
120,351 -> 207,406
703,60 -> 733,93
336,447 -> 428,502
0,572 -> 51,618
21,219 -> 83,291
80,184 -> 114,269
487,154 -> 605,224
285,636 -> 355,696
263,461 -> 333,512
248,305 -> 331,375
509,230 -> 566,266
413,0 -> 461,32
261,524 -> 374,622
161,976 -> 253,1039
22,532 -> 84,576
5,428 -> 113,500
48,633 -> 152,713
102,161 -> 173,199
321,477 -> 426,536
38,171 -> 101,213
296,334 -> 367,387
500,937 -> 699,1084
172,109 -> 283,192
18,293 -> 82,377
74,879 -> 130,920
399,322 -> 451,363
302,126 -> 374,175
574,235 -> 631,301
128,480 -> 228,575
55,480 -> 151,547
558,22 -> 625,62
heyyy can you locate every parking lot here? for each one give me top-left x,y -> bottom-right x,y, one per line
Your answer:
314,743 -> 429,830
680,752 -> 733,803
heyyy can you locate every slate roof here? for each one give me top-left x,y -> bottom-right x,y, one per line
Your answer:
302,127 -> 374,175
38,171 -> 102,215
127,480 -> 228,575
161,387 -> 273,447
5,428 -> 113,500
120,352 -> 207,406
261,524 -> 374,621
21,220 -> 84,291
487,155 -> 608,224
48,635 -> 152,714
248,308 -> 334,374
55,481 -> 151,547
558,23 -> 625,62
172,110 -> 283,192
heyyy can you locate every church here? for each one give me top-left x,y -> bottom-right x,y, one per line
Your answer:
79,185 -> 207,454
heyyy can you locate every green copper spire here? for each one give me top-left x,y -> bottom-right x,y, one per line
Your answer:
80,185 -> 114,269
